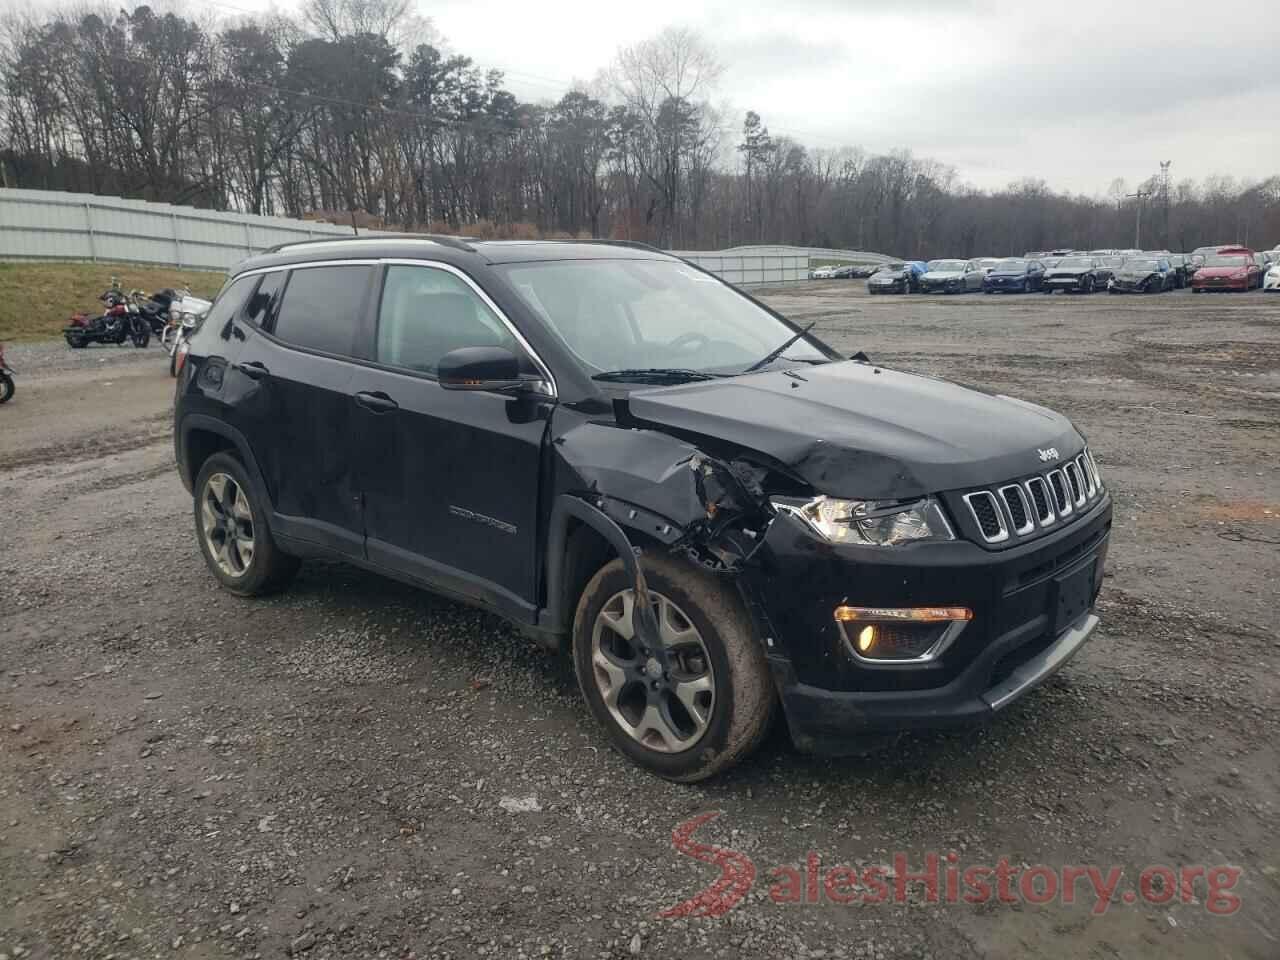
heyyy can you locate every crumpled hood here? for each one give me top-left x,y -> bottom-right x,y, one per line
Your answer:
1048,267 -> 1089,276
1195,266 -> 1249,279
623,361 -> 1081,499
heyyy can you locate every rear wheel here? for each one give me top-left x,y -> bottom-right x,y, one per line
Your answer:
0,374 -> 13,404
194,452 -> 299,596
573,552 -> 774,782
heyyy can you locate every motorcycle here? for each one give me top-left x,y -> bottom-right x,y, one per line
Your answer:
131,287 -> 181,337
164,291 -> 212,377
63,278 -> 151,349
0,343 -> 14,404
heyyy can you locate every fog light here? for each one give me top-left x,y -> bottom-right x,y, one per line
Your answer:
856,625 -> 877,653
833,606 -> 973,663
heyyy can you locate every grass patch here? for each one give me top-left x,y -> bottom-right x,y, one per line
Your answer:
0,261 -> 225,342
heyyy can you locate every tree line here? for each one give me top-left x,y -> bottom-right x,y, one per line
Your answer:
3,2 -> 1277,258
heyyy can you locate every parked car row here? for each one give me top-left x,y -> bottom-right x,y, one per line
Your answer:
862,246 -> 1278,295
809,263 -> 881,279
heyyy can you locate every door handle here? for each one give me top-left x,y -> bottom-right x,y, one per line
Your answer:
234,360 -> 269,380
354,390 -> 399,414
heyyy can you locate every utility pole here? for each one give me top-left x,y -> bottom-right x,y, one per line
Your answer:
1159,161 -> 1172,248
1125,189 -> 1150,249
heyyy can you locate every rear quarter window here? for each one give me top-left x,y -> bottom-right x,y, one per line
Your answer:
272,265 -> 374,357
188,275 -> 255,353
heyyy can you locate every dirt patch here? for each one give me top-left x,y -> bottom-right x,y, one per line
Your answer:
1,287 -> 1278,958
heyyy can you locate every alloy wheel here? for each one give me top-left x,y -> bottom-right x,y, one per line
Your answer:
590,589 -> 715,753
200,473 -> 256,578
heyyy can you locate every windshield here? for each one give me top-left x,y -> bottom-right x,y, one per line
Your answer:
1125,259 -> 1159,270
993,259 -> 1026,271
498,259 -> 831,377
1204,255 -> 1248,267
873,264 -> 906,275
1057,257 -> 1093,268
927,260 -> 968,272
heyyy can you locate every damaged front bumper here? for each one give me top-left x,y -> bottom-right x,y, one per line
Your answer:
740,495 -> 1111,755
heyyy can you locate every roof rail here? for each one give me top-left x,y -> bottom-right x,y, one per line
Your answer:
261,233 -> 476,255
577,239 -> 666,254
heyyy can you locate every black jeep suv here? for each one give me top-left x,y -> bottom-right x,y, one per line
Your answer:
174,237 -> 1111,781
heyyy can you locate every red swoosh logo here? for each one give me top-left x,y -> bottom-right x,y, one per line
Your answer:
658,812 -> 755,919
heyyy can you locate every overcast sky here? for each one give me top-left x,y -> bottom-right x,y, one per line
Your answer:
27,0 -> 1279,195
421,0 -> 1279,196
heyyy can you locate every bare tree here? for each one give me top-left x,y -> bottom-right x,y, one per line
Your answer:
608,27 -> 722,247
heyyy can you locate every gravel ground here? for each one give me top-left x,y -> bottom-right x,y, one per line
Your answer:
1,286 -> 1278,959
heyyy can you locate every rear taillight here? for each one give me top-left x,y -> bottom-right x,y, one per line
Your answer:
175,342 -> 190,376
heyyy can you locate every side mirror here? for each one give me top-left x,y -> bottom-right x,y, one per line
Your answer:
438,346 -> 528,392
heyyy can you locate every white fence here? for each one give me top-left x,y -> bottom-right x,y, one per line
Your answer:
674,251 -> 810,285
0,188 -> 894,284
0,188 -> 355,271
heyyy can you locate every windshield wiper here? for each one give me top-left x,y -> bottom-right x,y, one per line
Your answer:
742,322 -> 817,374
592,368 -> 722,384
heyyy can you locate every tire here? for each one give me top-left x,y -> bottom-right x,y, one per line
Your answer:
0,374 -> 12,404
1084,276 -> 1095,294
169,348 -> 178,377
131,326 -> 150,348
572,552 -> 775,782
66,333 -> 87,348
193,451 -> 299,597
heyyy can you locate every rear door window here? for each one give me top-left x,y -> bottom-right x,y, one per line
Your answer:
272,265 -> 374,357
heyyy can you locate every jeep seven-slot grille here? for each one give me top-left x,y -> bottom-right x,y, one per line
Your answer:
999,484 -> 1033,534
1026,477 -> 1052,523
961,448 -> 1104,546
965,491 -> 1006,541
1048,471 -> 1070,515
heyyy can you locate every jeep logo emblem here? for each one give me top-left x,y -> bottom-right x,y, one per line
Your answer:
1037,447 -> 1060,462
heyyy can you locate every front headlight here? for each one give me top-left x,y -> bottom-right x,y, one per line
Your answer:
773,495 -> 955,546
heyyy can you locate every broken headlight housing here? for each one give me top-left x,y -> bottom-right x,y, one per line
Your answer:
773,495 -> 955,546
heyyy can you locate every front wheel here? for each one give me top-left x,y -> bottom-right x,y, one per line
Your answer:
572,552 -> 775,782
194,452 -> 299,596
0,374 -> 13,404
